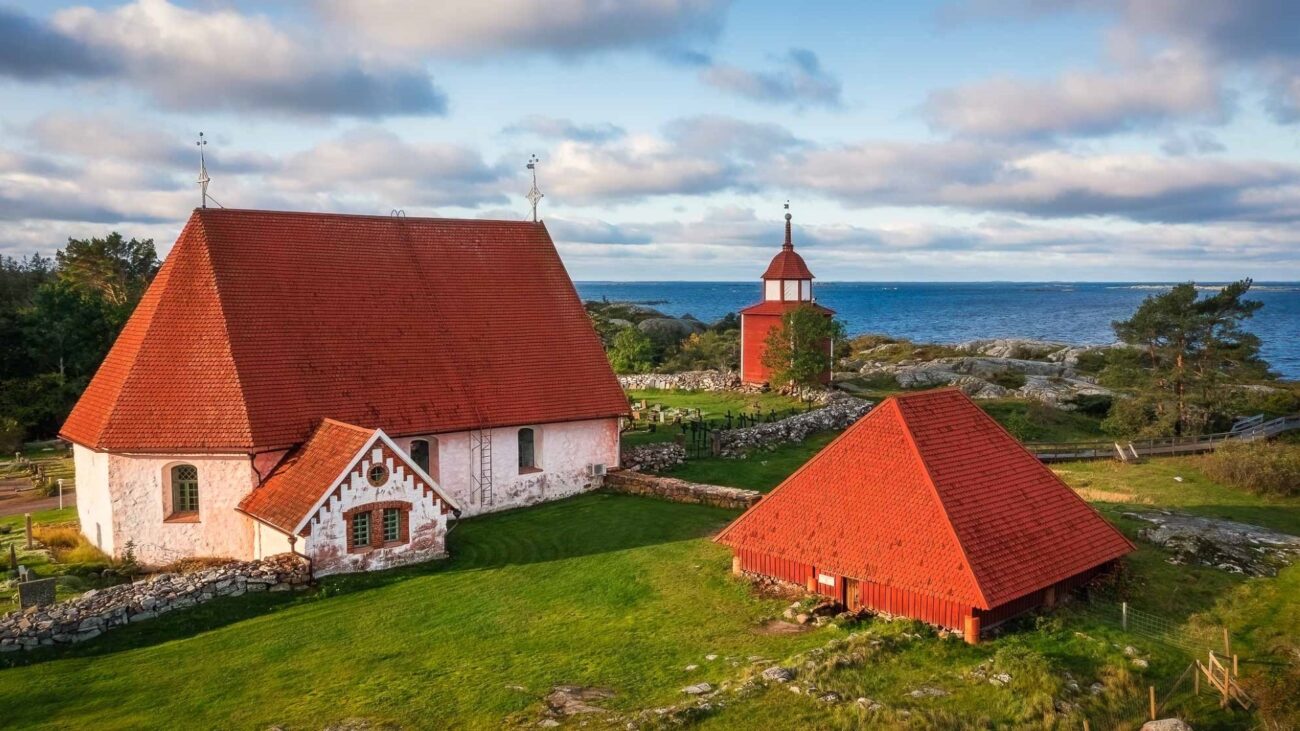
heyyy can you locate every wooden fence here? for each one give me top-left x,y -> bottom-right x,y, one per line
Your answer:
1030,414 -> 1300,463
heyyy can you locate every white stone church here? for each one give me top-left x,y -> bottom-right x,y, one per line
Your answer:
60,208 -> 628,575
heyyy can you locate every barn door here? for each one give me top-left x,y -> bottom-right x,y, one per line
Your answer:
843,578 -> 860,609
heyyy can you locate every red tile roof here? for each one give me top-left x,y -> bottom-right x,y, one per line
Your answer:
238,419 -> 456,535
761,249 -> 815,280
738,301 -> 834,316
238,419 -> 376,534
62,209 -> 629,452
715,388 -> 1133,609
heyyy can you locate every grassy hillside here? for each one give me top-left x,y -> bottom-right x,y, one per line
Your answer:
0,495 -> 829,730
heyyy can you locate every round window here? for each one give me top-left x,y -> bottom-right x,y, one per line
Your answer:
367,464 -> 389,486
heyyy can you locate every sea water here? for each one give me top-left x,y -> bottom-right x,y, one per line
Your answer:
574,282 -> 1300,380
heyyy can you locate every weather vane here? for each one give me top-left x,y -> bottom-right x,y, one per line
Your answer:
197,132 -> 211,209
526,154 -> 544,222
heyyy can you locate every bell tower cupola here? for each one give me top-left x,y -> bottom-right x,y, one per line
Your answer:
761,207 -> 815,303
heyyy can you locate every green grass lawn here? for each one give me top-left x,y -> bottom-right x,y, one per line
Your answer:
4,415 -> 1297,729
663,431 -> 840,491
0,495 -> 833,730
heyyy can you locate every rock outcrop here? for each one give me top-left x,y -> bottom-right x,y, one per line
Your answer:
0,553 -> 310,652
1124,510 -> 1300,577
854,355 -> 1113,408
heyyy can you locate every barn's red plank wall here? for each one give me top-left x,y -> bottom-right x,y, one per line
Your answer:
737,550 -> 1117,634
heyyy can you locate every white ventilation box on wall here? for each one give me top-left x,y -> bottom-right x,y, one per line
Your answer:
587,463 -> 607,477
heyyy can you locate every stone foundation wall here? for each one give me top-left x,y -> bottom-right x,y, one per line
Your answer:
604,470 -> 760,510
0,553 -> 310,653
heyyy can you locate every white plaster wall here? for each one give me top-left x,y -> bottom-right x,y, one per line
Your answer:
253,521 -> 297,560
303,443 -> 450,576
73,445 -> 113,554
105,453 -> 258,565
391,417 -> 619,517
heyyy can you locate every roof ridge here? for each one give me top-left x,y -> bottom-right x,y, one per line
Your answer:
197,207 -> 546,226
891,395 -> 993,609
318,418 -> 378,434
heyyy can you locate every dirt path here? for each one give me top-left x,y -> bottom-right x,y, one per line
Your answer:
0,475 -> 75,518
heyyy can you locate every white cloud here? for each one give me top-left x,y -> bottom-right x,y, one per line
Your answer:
315,0 -> 729,56
13,0 -> 446,117
924,47 -> 1225,139
699,49 -> 842,108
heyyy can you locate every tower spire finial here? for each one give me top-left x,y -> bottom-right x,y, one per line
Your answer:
526,154 -> 544,222
196,132 -> 211,209
783,200 -> 792,250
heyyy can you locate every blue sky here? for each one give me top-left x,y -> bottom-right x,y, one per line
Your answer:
2,0 -> 1299,281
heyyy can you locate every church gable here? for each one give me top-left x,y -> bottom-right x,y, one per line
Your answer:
298,437 -> 456,538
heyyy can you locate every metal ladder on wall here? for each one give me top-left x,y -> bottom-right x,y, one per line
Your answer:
471,428 -> 494,507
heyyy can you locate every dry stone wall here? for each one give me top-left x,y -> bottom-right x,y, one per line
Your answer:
604,471 -> 760,510
618,370 -> 742,392
0,553 -> 310,653
620,442 -> 687,472
717,396 -> 872,457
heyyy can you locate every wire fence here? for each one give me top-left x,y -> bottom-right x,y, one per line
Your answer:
1074,600 -> 1251,730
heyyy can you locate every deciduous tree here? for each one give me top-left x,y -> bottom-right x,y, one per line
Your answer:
761,305 -> 845,390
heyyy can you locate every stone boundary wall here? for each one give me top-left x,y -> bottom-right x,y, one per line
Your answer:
618,370 -> 742,392
718,396 -> 872,457
620,442 -> 687,472
604,471 -> 761,510
0,553 -> 310,653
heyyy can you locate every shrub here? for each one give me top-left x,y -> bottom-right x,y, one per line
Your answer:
1202,441 -> 1300,496
32,524 -> 81,550
1073,349 -> 1108,374
991,371 -> 1027,390
661,330 -> 739,372
607,327 -> 655,374
0,416 -> 22,454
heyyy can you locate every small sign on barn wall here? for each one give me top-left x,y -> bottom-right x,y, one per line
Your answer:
818,573 -> 836,586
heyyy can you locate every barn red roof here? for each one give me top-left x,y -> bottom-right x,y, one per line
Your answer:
61,209 -> 629,453
737,301 -> 834,316
715,389 -> 1133,609
238,419 -> 455,534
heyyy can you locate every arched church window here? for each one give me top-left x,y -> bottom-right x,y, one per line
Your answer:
518,428 -> 536,472
171,464 -> 199,515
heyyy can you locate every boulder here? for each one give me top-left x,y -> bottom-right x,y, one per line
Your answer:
637,317 -> 706,340
762,666 -> 795,683
1141,720 -> 1193,731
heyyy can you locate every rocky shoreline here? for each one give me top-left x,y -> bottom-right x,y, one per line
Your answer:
839,337 -> 1122,409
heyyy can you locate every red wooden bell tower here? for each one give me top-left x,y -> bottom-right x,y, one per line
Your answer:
739,208 -> 834,386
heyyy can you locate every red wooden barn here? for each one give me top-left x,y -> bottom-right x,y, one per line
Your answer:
715,388 -> 1133,642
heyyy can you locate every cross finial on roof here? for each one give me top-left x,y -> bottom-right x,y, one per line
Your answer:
526,154 -> 544,222
783,200 -> 793,250
197,132 -> 210,209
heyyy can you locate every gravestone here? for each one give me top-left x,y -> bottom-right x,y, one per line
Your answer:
18,577 -> 57,610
